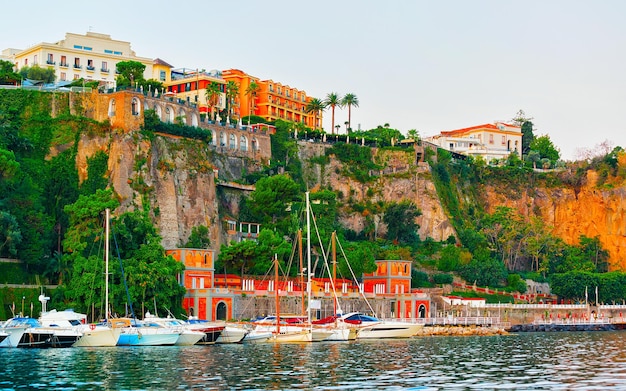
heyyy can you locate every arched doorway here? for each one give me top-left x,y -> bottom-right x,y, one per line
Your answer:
216,302 -> 227,320
418,304 -> 426,318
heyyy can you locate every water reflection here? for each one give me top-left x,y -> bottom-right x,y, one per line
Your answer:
2,332 -> 626,390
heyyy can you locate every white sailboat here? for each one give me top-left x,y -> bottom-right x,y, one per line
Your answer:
72,208 -> 121,347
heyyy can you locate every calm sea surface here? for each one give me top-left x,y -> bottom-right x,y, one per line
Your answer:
2,331 -> 626,390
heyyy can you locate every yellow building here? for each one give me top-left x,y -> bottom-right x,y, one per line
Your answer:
6,31 -> 161,89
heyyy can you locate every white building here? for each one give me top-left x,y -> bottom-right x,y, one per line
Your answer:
425,122 -> 522,161
5,31 -> 159,89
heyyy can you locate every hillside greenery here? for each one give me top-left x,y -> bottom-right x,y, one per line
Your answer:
1,89 -> 626,316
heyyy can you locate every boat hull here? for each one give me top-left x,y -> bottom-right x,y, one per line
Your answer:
357,323 -> 422,339
74,326 -> 122,347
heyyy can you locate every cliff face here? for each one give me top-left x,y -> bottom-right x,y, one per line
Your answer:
76,132 -> 221,250
482,170 -> 626,270
297,142 -> 456,241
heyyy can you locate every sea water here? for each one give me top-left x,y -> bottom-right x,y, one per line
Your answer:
1,331 -> 626,390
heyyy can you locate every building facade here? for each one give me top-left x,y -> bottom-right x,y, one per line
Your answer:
163,68 -> 226,118
222,68 -> 321,129
425,122 -> 522,161
6,31 -> 159,89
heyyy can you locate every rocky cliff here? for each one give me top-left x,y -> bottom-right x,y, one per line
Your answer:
481,169 -> 626,270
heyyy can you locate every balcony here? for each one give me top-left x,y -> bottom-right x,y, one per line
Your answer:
46,60 -> 56,65
59,63 -> 69,68
86,66 -> 95,71
101,68 -> 109,73
73,64 -> 82,69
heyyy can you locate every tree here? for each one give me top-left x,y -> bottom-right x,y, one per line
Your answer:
247,174 -> 301,234
510,109 -> 535,155
205,81 -> 222,121
18,65 -> 56,84
115,60 -> 146,88
0,211 -> 22,256
182,225 -> 211,249
0,60 -> 20,85
578,235 -> 609,273
218,239 -> 259,276
324,92 -> 342,135
245,80 -> 260,125
305,98 -> 325,131
225,80 -> 239,121
341,93 -> 359,132
383,201 -> 421,245
530,135 -> 560,162
526,150 -> 541,169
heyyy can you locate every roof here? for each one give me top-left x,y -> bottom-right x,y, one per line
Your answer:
440,122 -> 520,137
154,58 -> 174,68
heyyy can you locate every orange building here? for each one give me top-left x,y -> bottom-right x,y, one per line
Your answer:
166,248 -> 235,321
222,68 -> 322,129
363,259 -> 429,318
163,68 -> 226,117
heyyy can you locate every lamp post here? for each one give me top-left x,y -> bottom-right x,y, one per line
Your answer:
21,296 -> 25,316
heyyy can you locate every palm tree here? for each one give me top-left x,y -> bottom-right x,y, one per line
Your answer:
324,92 -> 342,135
226,80 -> 239,122
341,93 -> 359,133
205,81 -> 221,121
245,80 -> 260,126
305,98 -> 325,130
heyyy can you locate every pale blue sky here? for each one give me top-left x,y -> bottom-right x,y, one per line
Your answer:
3,0 -> 625,160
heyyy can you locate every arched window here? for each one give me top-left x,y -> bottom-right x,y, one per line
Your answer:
418,304 -> 426,318
131,97 -> 140,116
212,130 -> 217,146
155,104 -> 162,120
108,99 -> 116,117
239,135 -> 248,152
251,138 -> 258,151
219,132 -> 226,147
229,134 -> 236,150
165,107 -> 172,123
191,113 -> 198,127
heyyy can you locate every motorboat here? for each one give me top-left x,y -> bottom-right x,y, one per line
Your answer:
216,325 -> 249,344
143,313 -> 205,346
39,309 -> 121,347
341,312 -> 422,339
0,330 -> 7,345
1,317 -> 80,348
112,318 -> 181,346
185,318 -> 225,344
312,315 -> 360,341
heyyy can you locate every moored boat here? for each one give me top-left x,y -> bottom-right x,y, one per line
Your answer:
113,318 -> 181,346
185,318 -> 225,344
40,309 -> 121,347
1,317 -> 80,348
342,313 -> 422,339
143,314 -> 205,346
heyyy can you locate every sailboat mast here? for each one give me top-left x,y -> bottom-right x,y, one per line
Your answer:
298,229 -> 305,318
274,253 -> 280,334
332,231 -> 337,316
105,208 -> 110,320
306,192 -> 312,324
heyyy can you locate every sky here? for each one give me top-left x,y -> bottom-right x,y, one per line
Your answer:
2,0 -> 625,160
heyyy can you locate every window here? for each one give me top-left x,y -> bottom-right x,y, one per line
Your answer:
113,51 -> 122,55
24,59 -> 28,66
87,59 -> 94,70
74,45 -> 83,50
159,70 -> 166,81
74,57 -> 81,69
60,55 -> 67,67
73,74 -> 80,80
101,61 -> 108,72
501,135 -> 506,145
33,55 -> 38,65
489,134 -> 494,144
47,53 -> 54,65
60,72 -> 66,81
83,47 -> 92,51
104,49 -> 113,54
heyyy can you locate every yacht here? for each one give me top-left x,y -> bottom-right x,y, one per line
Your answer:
341,313 -> 422,339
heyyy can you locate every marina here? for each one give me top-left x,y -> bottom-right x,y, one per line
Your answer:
1,331 -> 626,390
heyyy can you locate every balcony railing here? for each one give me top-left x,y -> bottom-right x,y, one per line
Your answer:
46,60 -> 55,65
73,64 -> 82,69
101,68 -> 109,73
59,63 -> 68,68
86,66 -> 95,71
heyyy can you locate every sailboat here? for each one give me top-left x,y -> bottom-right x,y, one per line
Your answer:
68,209 -> 122,346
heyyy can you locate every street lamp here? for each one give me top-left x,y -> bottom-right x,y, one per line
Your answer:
21,296 -> 25,316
